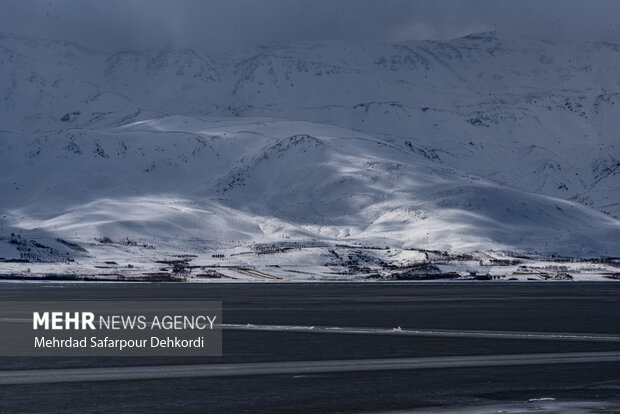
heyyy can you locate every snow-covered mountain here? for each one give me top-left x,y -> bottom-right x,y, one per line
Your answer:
1,31 -> 619,262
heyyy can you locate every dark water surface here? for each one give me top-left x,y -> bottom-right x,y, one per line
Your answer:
0,281 -> 619,413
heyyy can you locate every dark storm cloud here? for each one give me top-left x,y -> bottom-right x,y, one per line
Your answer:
1,0 -> 620,52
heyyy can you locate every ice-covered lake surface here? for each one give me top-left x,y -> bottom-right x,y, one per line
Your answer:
417,399 -> 620,413
1,282 -> 619,412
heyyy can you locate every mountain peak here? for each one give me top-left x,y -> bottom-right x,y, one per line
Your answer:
458,30 -> 500,42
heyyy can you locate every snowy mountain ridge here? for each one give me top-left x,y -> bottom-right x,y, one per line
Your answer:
1,31 -> 619,264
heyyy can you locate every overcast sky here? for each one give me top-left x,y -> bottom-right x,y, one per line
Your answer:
1,0 -> 619,52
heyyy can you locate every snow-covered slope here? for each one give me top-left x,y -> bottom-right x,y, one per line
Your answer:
1,31 -> 619,263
